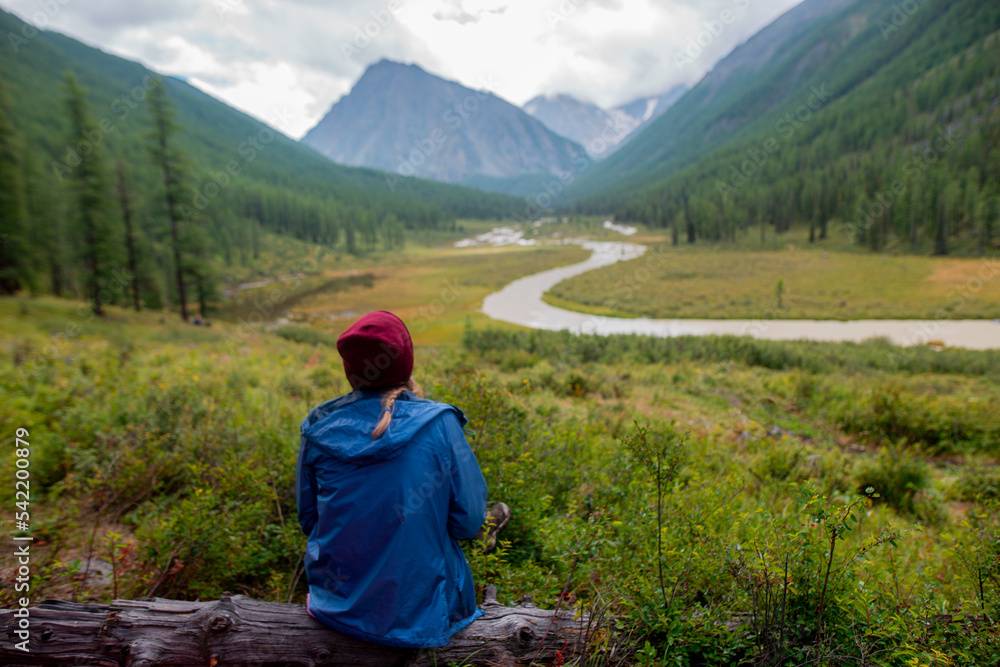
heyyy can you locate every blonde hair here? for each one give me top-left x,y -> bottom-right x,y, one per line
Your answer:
371,378 -> 423,439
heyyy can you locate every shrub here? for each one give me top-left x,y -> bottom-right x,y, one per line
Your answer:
276,325 -> 338,347
952,466 -> 1000,501
462,327 -> 1000,378
560,371 -> 597,397
853,448 -> 929,515
830,382 -> 1000,455
135,451 -> 301,601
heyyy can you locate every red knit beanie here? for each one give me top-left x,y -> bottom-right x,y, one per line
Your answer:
336,311 -> 414,389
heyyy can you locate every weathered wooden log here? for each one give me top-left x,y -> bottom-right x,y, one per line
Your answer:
0,587 -> 588,666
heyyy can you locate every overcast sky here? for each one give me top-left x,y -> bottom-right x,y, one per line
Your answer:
1,0 -> 804,139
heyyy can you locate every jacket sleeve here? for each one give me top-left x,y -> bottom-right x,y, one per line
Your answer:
295,434 -> 318,537
444,414 -> 488,541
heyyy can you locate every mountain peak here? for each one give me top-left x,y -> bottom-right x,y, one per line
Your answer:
523,87 -> 687,157
302,61 -> 586,189
368,58 -> 420,71
359,58 -> 431,81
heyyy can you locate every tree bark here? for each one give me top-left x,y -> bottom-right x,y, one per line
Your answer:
0,588 -> 588,667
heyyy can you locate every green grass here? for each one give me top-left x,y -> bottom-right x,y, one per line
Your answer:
218,218 -> 505,288
545,229 -> 1000,320
465,328 -> 1000,457
205,220 -> 590,346
167,216 -> 654,342
285,242 -> 590,346
3,244 -> 1000,664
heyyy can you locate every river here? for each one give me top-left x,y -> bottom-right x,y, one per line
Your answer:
481,241 -> 1000,350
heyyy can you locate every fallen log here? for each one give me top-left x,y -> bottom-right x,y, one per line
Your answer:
0,587 -> 588,666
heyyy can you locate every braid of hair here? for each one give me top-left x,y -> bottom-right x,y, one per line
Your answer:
408,378 -> 424,398
371,379 -> 422,439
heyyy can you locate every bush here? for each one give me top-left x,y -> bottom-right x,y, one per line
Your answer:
854,448 -> 929,515
952,466 -> 1000,501
276,325 -> 338,347
6,300 -> 1000,662
832,383 -> 1000,455
135,452 -> 302,600
560,371 -> 597,397
463,327 -> 1000,378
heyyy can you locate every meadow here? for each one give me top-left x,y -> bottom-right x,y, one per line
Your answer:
2,230 -> 999,666
218,218 -> 589,346
544,224 -> 1000,321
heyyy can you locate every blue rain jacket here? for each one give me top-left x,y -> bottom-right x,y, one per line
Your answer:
296,390 -> 487,648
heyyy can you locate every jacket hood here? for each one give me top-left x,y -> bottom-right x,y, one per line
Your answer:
300,391 -> 467,465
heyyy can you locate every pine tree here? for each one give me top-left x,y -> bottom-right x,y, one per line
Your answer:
683,192 -> 695,244
980,189 -> 998,255
116,161 -> 141,310
183,223 -> 216,319
64,73 -> 117,314
344,222 -> 357,255
22,150 -> 65,297
819,178 -> 829,240
0,77 -> 31,295
147,79 -> 191,320
908,184 -> 921,252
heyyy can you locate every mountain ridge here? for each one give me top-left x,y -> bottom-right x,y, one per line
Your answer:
569,0 -> 1000,256
0,8 -> 523,306
301,59 -> 588,192
0,12 -> 519,225
522,85 -> 687,158
567,0 -> 859,202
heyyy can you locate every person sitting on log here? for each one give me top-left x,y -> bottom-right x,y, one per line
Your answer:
296,310 -> 509,649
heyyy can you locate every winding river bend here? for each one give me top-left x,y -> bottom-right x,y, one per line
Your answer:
481,241 -> 1000,350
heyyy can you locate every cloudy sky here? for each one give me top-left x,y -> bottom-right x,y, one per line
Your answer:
1,0 -> 803,139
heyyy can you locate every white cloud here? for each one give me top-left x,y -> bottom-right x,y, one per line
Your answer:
0,0 -> 804,139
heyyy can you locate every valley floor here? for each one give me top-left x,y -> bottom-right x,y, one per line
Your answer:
2,224 -> 998,665
544,224 -> 1000,322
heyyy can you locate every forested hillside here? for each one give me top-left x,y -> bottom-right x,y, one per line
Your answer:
572,0 -> 1000,255
0,8 -> 518,311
